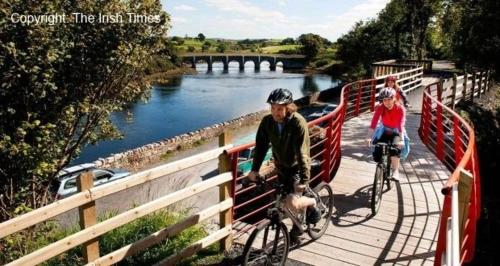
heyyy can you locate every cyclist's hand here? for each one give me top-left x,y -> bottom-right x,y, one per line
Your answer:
247,171 -> 259,182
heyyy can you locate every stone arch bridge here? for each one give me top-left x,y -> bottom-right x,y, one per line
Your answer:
179,53 -> 307,72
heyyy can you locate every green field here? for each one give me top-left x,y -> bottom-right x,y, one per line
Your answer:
174,39 -> 302,54
260,44 -> 301,54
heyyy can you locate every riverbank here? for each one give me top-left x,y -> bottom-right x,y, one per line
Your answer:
145,66 -> 197,85
93,83 -> 342,173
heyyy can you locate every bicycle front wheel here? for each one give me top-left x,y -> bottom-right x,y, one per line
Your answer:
242,219 -> 290,266
386,159 -> 392,190
371,164 -> 384,215
307,183 -> 334,240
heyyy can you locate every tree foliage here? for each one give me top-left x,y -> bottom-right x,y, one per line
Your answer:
0,0 -> 170,220
336,0 -> 499,76
336,0 -> 441,76
197,33 -> 206,42
451,0 -> 500,72
280,37 -> 295,45
216,43 -> 227,53
298,33 -> 326,60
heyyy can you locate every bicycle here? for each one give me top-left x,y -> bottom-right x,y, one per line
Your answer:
371,142 -> 398,215
241,176 -> 334,266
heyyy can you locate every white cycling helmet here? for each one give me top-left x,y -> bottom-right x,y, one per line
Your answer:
378,87 -> 396,99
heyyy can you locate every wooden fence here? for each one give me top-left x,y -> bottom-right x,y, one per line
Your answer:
0,145 -> 234,266
435,70 -> 492,110
372,59 -> 433,77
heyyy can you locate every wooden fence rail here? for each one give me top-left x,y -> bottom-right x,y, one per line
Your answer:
1,145 -> 233,266
435,70 -> 492,109
372,59 -> 432,77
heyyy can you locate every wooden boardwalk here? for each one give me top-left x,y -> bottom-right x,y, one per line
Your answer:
286,112 -> 449,265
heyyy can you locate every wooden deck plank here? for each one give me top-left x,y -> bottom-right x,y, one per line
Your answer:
289,113 -> 446,265
234,112 -> 449,265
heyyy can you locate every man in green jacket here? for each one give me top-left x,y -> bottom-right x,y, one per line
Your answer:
248,88 -> 319,245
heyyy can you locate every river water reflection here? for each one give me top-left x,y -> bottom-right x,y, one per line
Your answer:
73,62 -> 340,164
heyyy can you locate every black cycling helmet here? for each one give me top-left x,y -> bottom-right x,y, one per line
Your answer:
267,88 -> 293,104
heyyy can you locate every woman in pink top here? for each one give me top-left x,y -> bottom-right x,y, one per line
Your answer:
383,76 -> 409,108
367,87 -> 406,181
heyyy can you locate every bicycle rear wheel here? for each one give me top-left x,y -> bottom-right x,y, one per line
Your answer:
307,183 -> 334,240
371,164 -> 384,215
242,219 -> 290,266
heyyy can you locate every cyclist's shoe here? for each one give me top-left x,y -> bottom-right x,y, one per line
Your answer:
306,205 -> 322,224
290,226 -> 302,247
391,169 -> 400,182
290,234 -> 301,247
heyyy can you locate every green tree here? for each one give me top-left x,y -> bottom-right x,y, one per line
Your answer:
197,33 -> 206,42
202,41 -> 211,52
216,43 -> 227,53
0,0 -> 170,221
298,33 -> 324,60
453,0 -> 500,73
336,0 -> 442,77
187,46 -> 196,52
280,37 -> 295,45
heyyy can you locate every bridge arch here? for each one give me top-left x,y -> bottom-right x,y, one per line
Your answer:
179,54 -> 307,72
228,59 -> 244,71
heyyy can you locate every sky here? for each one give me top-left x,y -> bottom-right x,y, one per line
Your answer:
162,0 -> 391,41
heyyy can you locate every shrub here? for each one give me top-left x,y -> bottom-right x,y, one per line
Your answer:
0,210 -> 222,265
314,59 -> 330,68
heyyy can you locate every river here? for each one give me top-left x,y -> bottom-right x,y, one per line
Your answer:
72,62 -> 341,164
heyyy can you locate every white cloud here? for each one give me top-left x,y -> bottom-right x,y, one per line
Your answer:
172,16 -> 189,23
169,0 -> 390,41
204,0 -> 288,23
323,0 -> 390,39
277,0 -> 287,6
174,4 -> 196,11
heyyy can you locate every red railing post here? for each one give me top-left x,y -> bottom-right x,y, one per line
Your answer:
370,79 -> 376,111
322,116 -> 333,182
420,93 -> 430,145
355,81 -> 362,116
453,116 -> 463,166
436,84 -> 445,161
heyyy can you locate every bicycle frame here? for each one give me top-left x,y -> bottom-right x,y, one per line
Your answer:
266,184 -> 321,234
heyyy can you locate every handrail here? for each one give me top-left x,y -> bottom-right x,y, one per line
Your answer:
0,147 -> 234,265
419,77 -> 487,264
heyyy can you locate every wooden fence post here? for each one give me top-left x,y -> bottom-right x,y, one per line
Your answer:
470,71 -> 476,102
463,69 -> 468,100
218,131 -> 233,252
485,70 -> 491,91
477,71 -> 482,98
77,171 -> 100,263
458,169 -> 473,243
451,74 -> 458,110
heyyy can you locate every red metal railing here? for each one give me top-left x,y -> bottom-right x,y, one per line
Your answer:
225,78 -> 379,236
419,82 -> 481,264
